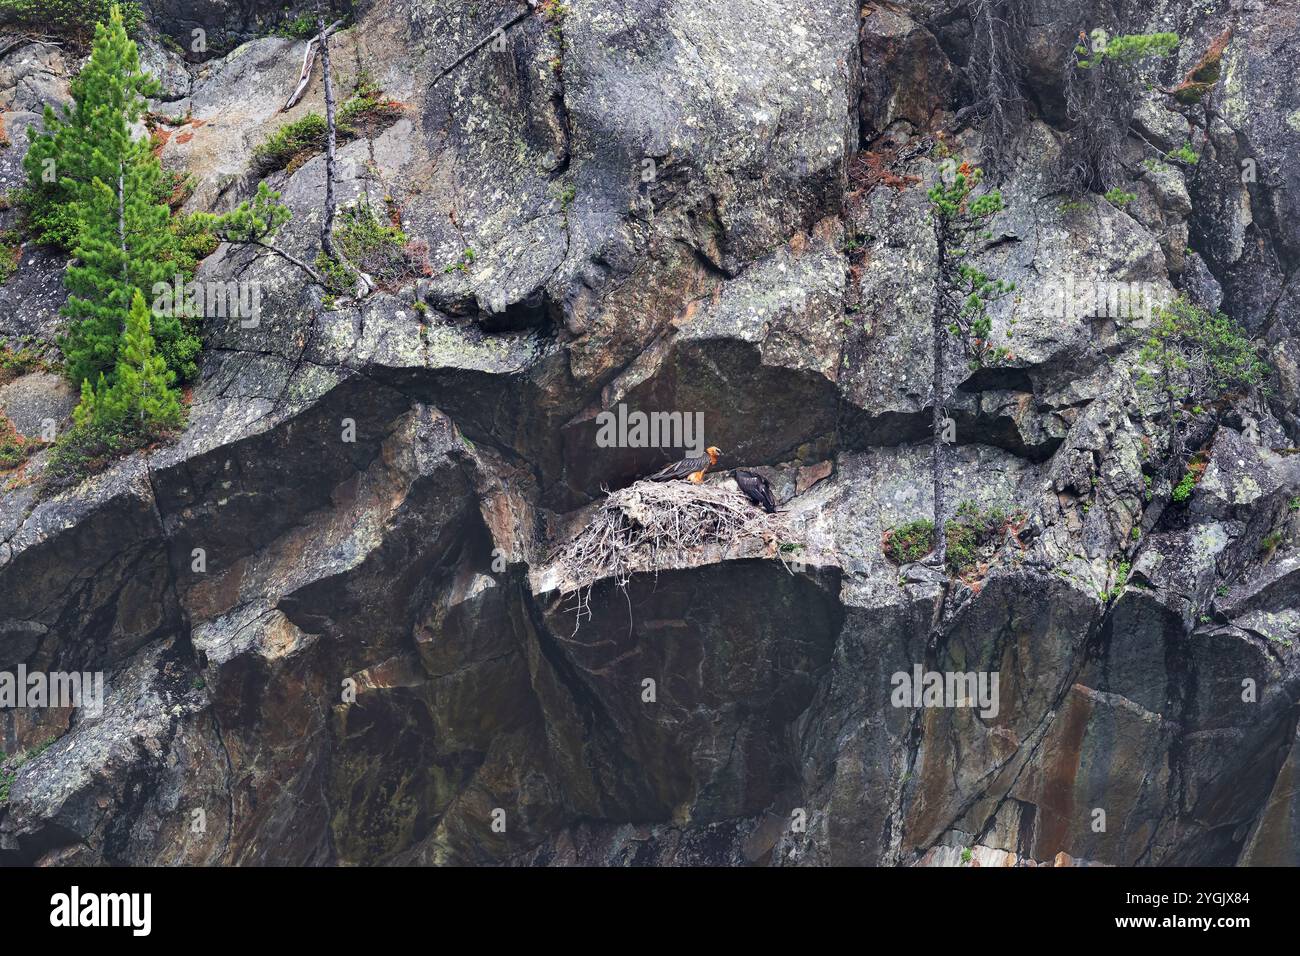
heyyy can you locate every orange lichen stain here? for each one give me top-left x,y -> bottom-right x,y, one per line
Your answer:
175,131 -> 194,145
903,707 -> 953,846
1034,684 -> 1093,858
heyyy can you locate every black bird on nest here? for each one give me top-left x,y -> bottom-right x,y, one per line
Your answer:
734,469 -> 777,513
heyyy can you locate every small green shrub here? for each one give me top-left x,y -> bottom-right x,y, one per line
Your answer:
1104,188 -> 1136,207
883,519 -> 936,564
0,737 -> 57,804
0,414 -> 34,470
252,113 -> 329,174
252,90 -> 404,175
43,416 -> 141,486
275,14 -> 319,39
1171,470 -> 1198,502
1167,142 -> 1199,165
0,0 -> 144,39
333,201 -> 420,286
0,757 -> 14,803
945,522 -> 982,572
443,247 -> 476,274
338,88 -> 404,132
0,229 -> 21,283
1074,32 -> 1179,69
884,505 -> 1022,574
0,343 -> 44,386
45,291 -> 185,488
172,213 -> 220,274
13,186 -> 82,251
1137,299 -> 1268,471
315,250 -> 354,300
943,502 -> 1026,574
552,183 -> 576,213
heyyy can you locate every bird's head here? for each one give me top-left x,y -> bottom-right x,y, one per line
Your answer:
706,446 -> 722,463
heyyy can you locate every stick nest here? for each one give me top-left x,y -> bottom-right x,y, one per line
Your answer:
547,480 -> 786,632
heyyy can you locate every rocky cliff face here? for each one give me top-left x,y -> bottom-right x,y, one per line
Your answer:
1,0 -> 1298,866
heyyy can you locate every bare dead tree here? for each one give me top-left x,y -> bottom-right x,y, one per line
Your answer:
0,36 -> 63,60
317,9 -> 338,260
1056,0 -> 1180,195
296,6 -> 372,296
930,244 -> 950,570
282,19 -> 344,112
964,0 -> 1030,181
1058,35 -> 1135,194
280,1 -> 541,297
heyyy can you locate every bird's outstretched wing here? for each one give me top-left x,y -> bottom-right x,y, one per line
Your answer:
648,455 -> 707,481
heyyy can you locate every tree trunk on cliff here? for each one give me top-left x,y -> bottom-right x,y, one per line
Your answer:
317,9 -> 337,260
931,218 -> 948,571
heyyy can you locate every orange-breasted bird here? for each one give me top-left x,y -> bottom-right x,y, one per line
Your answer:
734,469 -> 777,513
647,446 -> 722,484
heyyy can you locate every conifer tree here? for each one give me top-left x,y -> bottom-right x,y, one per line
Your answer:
72,377 -> 99,430
1137,298 -> 1268,470
92,289 -> 184,434
50,289 -> 183,488
23,3 -> 157,250
194,182 -> 326,283
1060,29 -> 1179,194
25,5 -> 199,388
926,162 -> 1012,569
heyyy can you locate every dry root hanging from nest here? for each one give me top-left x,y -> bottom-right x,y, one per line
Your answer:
548,480 -> 788,633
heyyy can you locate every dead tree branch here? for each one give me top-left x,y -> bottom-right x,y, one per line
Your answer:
282,18 -> 345,111
430,1 -> 539,88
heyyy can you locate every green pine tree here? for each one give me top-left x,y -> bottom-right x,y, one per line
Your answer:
72,377 -> 98,429
25,4 -> 199,388
1136,298 -> 1269,468
94,289 -> 184,433
22,3 -> 157,250
926,162 -> 1012,570
48,290 -> 184,488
